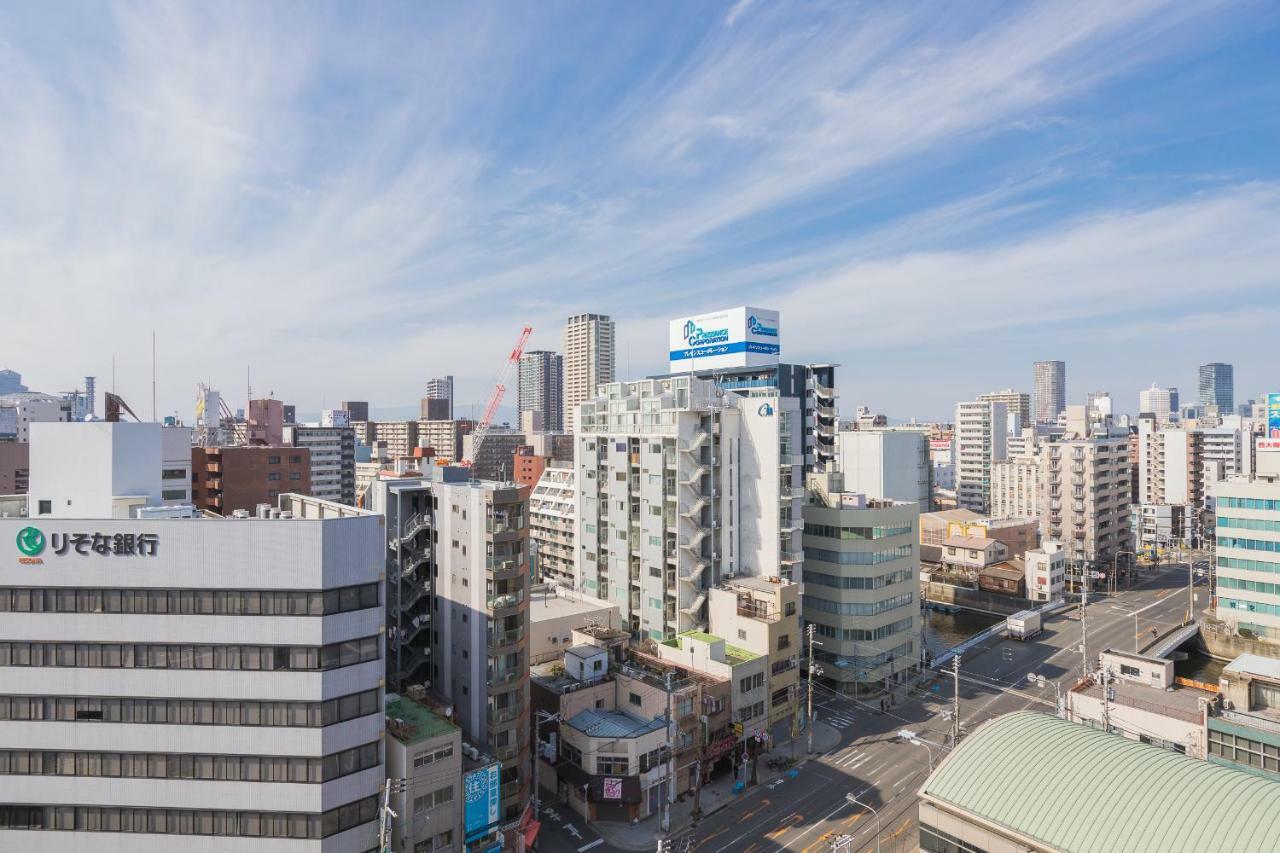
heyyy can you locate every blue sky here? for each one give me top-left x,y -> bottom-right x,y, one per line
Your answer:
3,1 -> 1279,422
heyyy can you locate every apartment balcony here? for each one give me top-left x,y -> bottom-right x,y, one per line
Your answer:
813,380 -> 835,402
815,402 -> 836,419
488,626 -> 526,650
487,589 -> 526,614
487,702 -> 525,726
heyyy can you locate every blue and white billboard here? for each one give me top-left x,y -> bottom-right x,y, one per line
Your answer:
1269,392 -> 1280,438
668,306 -> 780,372
464,762 -> 501,840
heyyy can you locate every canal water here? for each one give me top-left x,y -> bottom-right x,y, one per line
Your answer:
1176,649 -> 1226,684
922,607 -> 1003,659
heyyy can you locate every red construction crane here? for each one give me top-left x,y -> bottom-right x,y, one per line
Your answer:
462,325 -> 533,470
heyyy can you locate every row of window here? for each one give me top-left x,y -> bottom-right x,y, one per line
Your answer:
1218,577 -> 1280,597
814,640 -> 913,670
802,592 -> 914,617
738,673 -> 765,694
803,568 -> 914,590
805,523 -> 914,541
1219,556 -> 1280,574
413,744 -> 454,768
1220,497 -> 1280,512
0,637 -> 380,671
804,545 -> 913,566
1208,729 -> 1280,772
810,616 -> 916,643
412,785 -> 454,814
0,742 -> 378,784
0,584 -> 380,616
0,689 -> 379,727
1219,537 -> 1280,554
0,797 -> 377,839
1218,517 -> 1280,533
1219,598 -> 1280,617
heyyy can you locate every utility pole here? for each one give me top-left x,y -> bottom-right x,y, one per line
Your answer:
1186,541 -> 1195,626
661,671 -> 675,833
1101,667 -> 1111,734
1079,558 -> 1090,678
806,623 -> 818,755
950,654 -> 961,746
691,682 -> 704,821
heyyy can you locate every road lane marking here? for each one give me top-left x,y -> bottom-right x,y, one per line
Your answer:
764,813 -> 803,839
842,813 -> 865,827
740,799 -> 771,821
578,841 -> 603,852
700,826 -> 726,845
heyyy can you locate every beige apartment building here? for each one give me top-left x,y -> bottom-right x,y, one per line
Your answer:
563,313 -> 615,433
1043,407 -> 1132,567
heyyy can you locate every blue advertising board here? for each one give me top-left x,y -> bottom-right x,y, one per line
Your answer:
1269,392 -> 1280,439
464,762 -> 501,841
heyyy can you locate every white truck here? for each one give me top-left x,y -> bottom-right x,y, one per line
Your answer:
1006,609 -> 1042,641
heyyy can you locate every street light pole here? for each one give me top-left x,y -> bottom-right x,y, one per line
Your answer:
845,792 -> 881,853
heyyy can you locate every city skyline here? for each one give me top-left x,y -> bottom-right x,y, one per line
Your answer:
4,2 -> 1280,420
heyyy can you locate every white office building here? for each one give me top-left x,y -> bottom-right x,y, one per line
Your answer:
0,422 -> 385,850
563,314 -> 615,434
979,389 -> 1030,432
0,393 -> 72,443
1139,384 -> 1176,427
955,400 -> 1008,514
835,429 -> 931,508
575,376 -> 802,641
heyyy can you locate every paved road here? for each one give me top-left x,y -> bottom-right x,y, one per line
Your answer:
663,561 -> 1211,853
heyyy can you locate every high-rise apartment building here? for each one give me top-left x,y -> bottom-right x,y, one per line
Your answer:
955,400 -> 1008,514
3,422 -> 386,849
575,376 -> 802,640
422,376 -> 453,421
368,470 -> 532,822
462,430 -> 526,482
517,351 -> 564,432
1139,384 -> 1176,427
979,389 -> 1031,432
1033,361 -> 1066,423
529,464 -> 575,585
563,314 -> 615,433
802,475 -> 921,694
1042,407 -> 1132,567
1215,474 -> 1280,641
1199,363 -> 1234,414
284,424 -> 357,505
353,421 -> 419,460
990,455 -> 1041,521
418,418 -> 475,464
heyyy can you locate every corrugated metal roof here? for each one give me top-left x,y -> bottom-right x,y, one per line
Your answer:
920,712 -> 1280,853
565,709 -> 667,739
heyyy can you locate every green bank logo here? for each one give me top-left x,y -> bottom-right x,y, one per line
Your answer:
16,527 -> 45,557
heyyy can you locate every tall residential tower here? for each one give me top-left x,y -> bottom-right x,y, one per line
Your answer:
1033,361 -> 1066,423
563,314 -> 615,433
517,350 -> 564,432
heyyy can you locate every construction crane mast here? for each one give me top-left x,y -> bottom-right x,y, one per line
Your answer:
462,325 -> 533,472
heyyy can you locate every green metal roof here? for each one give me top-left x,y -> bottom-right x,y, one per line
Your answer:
385,697 -> 457,745
920,711 -> 1280,853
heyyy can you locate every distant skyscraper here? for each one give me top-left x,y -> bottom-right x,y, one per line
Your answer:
1033,361 -> 1065,423
1199,363 -> 1234,413
1169,387 -> 1180,415
0,369 -> 27,395
518,350 -> 563,432
84,376 -> 96,418
1138,384 -> 1175,426
563,313 -> 615,432
423,376 -> 453,420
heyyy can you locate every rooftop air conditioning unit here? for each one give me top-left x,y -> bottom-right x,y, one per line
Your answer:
232,510 -> 250,519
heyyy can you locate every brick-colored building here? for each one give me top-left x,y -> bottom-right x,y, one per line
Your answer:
513,445 -> 549,489
0,443 -> 29,494
191,446 -> 310,515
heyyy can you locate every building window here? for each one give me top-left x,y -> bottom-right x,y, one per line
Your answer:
37,501 -> 51,515
161,469 -> 186,480
784,601 -> 796,616
737,629 -> 747,641
290,455 -> 302,464
267,473 -> 281,481
161,490 -> 187,500
268,456 -> 281,465
777,635 -> 790,651
629,693 -> 642,707
289,473 -> 302,481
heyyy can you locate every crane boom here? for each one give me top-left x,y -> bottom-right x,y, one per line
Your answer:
462,325 -> 533,472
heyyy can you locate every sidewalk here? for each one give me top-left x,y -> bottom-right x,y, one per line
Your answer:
592,720 -> 843,851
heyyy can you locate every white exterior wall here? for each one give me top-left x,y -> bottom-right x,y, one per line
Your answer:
836,431 -> 930,506
1215,477 -> 1280,639
956,401 -> 1008,514
0,507 -> 384,852
29,423 -> 193,519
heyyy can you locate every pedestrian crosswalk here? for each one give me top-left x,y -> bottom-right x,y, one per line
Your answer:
826,713 -> 857,729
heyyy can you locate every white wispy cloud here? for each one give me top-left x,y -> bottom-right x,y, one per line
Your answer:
0,0 -> 1273,419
